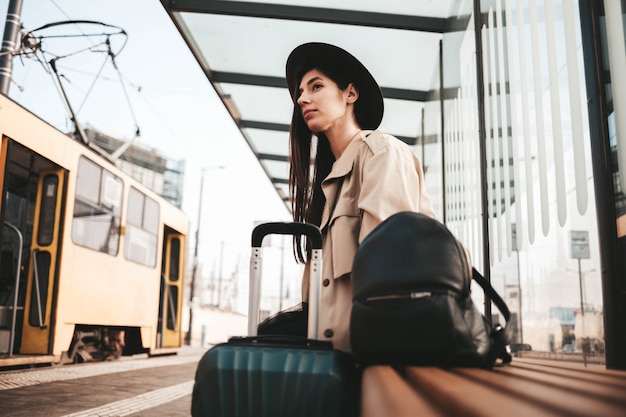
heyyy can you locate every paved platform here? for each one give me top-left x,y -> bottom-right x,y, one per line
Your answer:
0,347 -> 207,416
0,309 -> 249,416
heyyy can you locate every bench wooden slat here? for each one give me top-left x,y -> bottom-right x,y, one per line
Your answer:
514,358 -> 626,381
453,367 -> 626,417
360,360 -> 626,417
404,367 -> 561,417
360,366 -> 442,417
494,362 -> 626,405
513,358 -> 626,381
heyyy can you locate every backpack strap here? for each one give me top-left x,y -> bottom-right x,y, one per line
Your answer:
472,268 -> 513,367
471,268 -> 511,322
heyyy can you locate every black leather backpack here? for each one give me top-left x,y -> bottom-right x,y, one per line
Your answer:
350,211 -> 512,369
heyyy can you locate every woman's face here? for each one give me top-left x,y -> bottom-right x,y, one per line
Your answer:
296,69 -> 356,134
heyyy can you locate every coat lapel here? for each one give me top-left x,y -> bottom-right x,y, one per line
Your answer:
319,133 -> 365,230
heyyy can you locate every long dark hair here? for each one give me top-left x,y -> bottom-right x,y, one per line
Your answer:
289,64 -> 352,263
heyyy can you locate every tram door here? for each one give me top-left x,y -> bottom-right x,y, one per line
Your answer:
157,231 -> 184,347
20,169 -> 66,354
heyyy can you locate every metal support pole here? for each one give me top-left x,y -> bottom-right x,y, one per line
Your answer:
421,107 -> 426,169
439,39 -> 447,222
0,0 -> 23,95
516,249 -> 524,344
4,222 -> 23,357
473,0 -> 492,320
49,59 -> 90,145
579,0 -> 625,371
279,235 -> 285,311
217,241 -> 224,308
185,171 -> 205,345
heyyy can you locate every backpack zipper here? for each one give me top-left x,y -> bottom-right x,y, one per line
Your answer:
365,291 -> 432,302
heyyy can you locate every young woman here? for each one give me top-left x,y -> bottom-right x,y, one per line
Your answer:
285,42 -> 436,351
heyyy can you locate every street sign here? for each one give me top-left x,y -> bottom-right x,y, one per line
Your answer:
570,230 -> 590,259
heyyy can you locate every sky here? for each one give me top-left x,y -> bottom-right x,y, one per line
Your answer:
0,0 -> 296,313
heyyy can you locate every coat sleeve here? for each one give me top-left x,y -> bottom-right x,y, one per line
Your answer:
358,141 -> 436,243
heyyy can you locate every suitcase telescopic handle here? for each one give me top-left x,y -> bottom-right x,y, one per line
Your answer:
248,222 -> 323,338
251,222 -> 322,249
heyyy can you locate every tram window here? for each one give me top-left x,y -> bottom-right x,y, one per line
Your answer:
167,285 -> 178,330
126,188 -> 143,226
169,237 -> 180,282
125,187 -> 159,267
75,157 -> 101,204
28,250 -> 50,327
144,198 -> 159,235
37,175 -> 58,246
72,157 -> 122,255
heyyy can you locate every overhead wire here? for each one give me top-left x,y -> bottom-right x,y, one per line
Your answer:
108,39 -> 140,137
15,19 -> 138,144
11,12 -> 199,164
43,62 -> 191,149
74,44 -> 111,115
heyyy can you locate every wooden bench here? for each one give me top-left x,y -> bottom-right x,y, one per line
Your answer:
361,358 -> 626,417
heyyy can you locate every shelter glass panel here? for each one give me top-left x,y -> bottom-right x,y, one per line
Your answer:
475,0 -> 602,358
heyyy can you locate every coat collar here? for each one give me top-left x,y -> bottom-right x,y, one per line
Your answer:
319,130 -> 372,229
323,130 -> 372,182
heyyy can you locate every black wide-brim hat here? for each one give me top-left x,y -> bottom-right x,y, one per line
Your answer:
285,42 -> 384,130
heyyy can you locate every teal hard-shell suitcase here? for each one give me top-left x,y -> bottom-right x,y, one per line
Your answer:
191,222 -> 359,417
192,336 -> 358,416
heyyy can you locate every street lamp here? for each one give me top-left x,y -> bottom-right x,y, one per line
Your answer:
185,166 -> 223,346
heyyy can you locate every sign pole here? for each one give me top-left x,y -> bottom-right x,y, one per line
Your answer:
578,258 -> 587,366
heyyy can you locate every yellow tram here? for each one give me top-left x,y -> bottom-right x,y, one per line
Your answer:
0,94 -> 189,367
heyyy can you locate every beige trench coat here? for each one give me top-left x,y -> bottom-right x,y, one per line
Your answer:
302,130 -> 436,351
